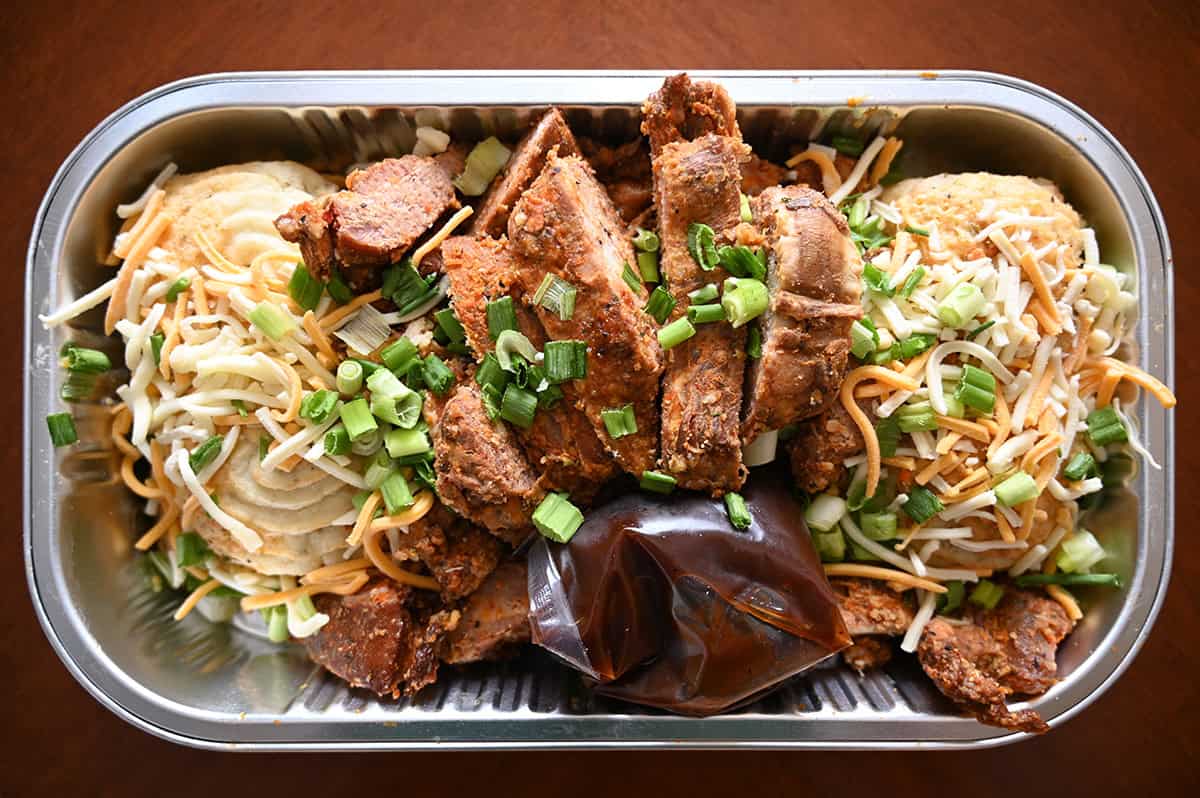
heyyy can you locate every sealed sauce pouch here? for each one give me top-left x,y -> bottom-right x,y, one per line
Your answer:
527,471 -> 851,716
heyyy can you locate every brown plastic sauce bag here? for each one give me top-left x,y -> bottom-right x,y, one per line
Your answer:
528,470 -> 851,716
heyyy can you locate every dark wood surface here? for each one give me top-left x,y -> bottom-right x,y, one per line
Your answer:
4,1 -> 1197,794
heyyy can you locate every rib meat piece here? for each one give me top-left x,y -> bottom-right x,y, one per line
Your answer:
742,186 -> 863,442
579,137 -> 654,223
641,73 -> 740,155
306,579 -> 458,698
652,133 -> 750,494
441,236 -> 617,500
831,577 -> 915,636
402,503 -> 503,601
275,155 -> 459,290
917,589 -> 1075,734
843,637 -> 895,673
426,380 -> 543,542
508,154 -> 665,475
472,108 -> 579,237
787,398 -> 865,494
443,560 -> 531,665
741,153 -> 788,196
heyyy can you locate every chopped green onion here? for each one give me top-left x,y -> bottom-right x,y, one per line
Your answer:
968,579 -> 1005,610
380,337 -> 419,374
875,332 -> 937,365
60,371 -> 96,403
189,435 -> 224,474
481,383 -> 503,420
299,390 -> 339,424
831,134 -> 865,157
849,215 -> 894,253
805,494 -> 847,532
643,286 -> 677,325
657,317 -> 696,349
324,424 -> 351,456
632,227 -> 660,252
850,319 -> 877,359
485,296 -> 517,340
621,261 -> 644,295
364,450 -> 395,490
860,512 -> 898,540
995,471 -> 1039,507
936,282 -> 987,328
494,330 -> 537,373
434,307 -> 467,343
65,347 -> 111,373
248,301 -> 295,341
904,225 -> 930,237
532,492 -> 585,543
544,340 -> 588,383
686,222 -> 719,270
453,136 -> 512,196
636,250 -> 660,283
228,399 -> 248,417
746,326 -> 763,359
688,284 -> 719,304
687,303 -> 726,324
46,412 -> 77,447
938,581 -> 965,614
739,192 -> 753,223
474,353 -> 509,394
422,354 -> 455,397
326,267 -> 352,304
600,404 -> 638,439
717,245 -> 765,280
340,398 -> 378,441
942,394 -> 966,419
500,384 -> 537,429
898,266 -> 925,298
721,277 -> 769,328
380,472 -> 414,514
902,485 -> 943,524
258,435 -> 270,461
1063,451 -> 1098,482
875,416 -> 901,458
150,333 -> 165,366
897,401 -> 938,433
165,276 -> 191,303
287,263 -> 323,311
336,360 -> 364,395
966,320 -> 996,340
175,531 -> 210,568
1087,406 -> 1127,445
955,363 -> 997,414
861,262 -> 894,296
264,605 -> 289,642
848,195 -> 868,230
533,275 -> 578,320
1057,529 -> 1106,573
1014,572 -> 1121,588
724,492 -> 752,530
385,262 -> 440,316
366,367 -> 407,398
812,529 -> 846,562
385,427 -> 430,459
639,470 -> 677,494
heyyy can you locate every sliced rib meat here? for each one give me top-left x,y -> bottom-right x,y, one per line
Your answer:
443,560 -> 531,665
741,153 -> 789,196
641,73 -> 740,155
472,108 -> 579,237
787,398 -> 865,494
917,589 -> 1075,734
579,136 -> 654,223
306,579 -> 458,698
843,637 -> 895,673
651,133 -> 751,494
441,235 -> 617,499
426,380 -> 543,543
508,154 -> 664,475
742,186 -> 863,442
831,577 -> 915,636
275,155 -> 459,291
402,502 -> 503,601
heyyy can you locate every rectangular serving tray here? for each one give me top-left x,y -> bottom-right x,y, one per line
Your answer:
23,70 -> 1175,750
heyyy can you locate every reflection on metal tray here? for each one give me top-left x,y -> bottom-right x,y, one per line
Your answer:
24,71 -> 1174,750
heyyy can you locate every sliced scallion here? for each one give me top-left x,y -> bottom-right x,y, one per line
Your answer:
384,427 -> 430,459
936,282 -> 987,328
643,286 -> 677,325
165,276 -> 191,303
724,492 -> 752,530
475,352 -> 509,394
532,492 -> 585,543
1014,572 -> 1121,588
380,337 -> 419,374
686,222 -> 720,270
46,412 -> 77,447
422,354 -> 455,397
248,301 -> 296,341
340,398 -> 378,441
632,227 -> 660,252
287,263 -> 323,311
500,384 -> 538,429
175,531 -> 210,568
600,404 -> 637,439
149,333 -> 164,366
721,277 -> 769,328
875,416 -> 901,458
902,485 -> 943,524
65,347 -> 111,374
486,296 -> 518,340
380,471 -> 415,514
188,435 -> 224,474
687,284 -> 719,305
494,330 -> 537,373
746,326 -> 763,359
636,250 -> 660,283
544,340 -> 588,383
324,424 -> 351,456
657,317 -> 696,349
968,579 -> 1005,610
336,360 -> 364,395
1063,451 -> 1098,482
639,470 -> 677,494
326,267 -> 352,304
434,307 -> 467,343
687,303 -> 726,324
299,389 -> 339,424
717,245 -> 764,280
621,261 -> 644,295
739,192 -> 753,223
1087,406 -> 1127,445
453,136 -> 512,196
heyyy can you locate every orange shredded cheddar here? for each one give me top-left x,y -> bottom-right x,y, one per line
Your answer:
363,528 -> 442,591
867,137 -> 903,188
821,564 -> 947,593
785,150 -> 842,195
840,366 -> 920,497
319,290 -> 384,331
105,213 -> 173,334
935,415 -> 990,443
1018,252 -> 1061,334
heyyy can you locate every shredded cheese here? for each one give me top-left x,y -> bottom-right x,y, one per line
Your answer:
363,528 -> 442,591
173,579 -> 222,621
822,564 -> 947,593
840,366 -> 920,495
411,206 -> 474,269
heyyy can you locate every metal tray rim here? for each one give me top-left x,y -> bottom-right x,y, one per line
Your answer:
24,69 -> 1175,751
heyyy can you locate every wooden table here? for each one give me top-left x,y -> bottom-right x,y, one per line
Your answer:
4,1 -> 1197,794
